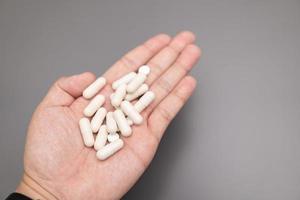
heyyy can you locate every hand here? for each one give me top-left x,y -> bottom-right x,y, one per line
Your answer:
16,31 -> 201,200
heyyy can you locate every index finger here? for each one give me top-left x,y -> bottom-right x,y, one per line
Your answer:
103,34 -> 171,85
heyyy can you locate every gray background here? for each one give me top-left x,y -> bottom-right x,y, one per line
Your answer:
1,0 -> 300,199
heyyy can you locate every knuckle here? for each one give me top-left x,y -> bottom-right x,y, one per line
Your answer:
54,76 -> 66,87
173,89 -> 187,104
166,45 -> 181,55
157,77 -> 173,94
142,43 -> 156,55
147,61 -> 162,77
174,61 -> 188,75
120,56 -> 137,70
157,106 -> 173,122
57,76 -> 66,82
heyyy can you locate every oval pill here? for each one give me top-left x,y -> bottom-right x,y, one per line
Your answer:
84,95 -> 105,117
79,118 -> 94,147
120,100 -> 143,125
112,72 -> 137,90
127,73 -> 147,93
127,118 -> 133,126
138,65 -> 151,75
107,132 -> 120,143
96,139 -> 124,160
106,112 -> 118,133
113,109 -> 132,137
125,84 -> 149,101
134,91 -> 155,112
94,125 -> 108,150
83,77 -> 106,99
110,93 -> 115,101
111,84 -> 127,107
91,107 -> 107,132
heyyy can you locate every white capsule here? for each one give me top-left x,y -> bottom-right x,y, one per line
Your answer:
110,93 -> 115,101
83,77 -> 106,99
106,112 -> 118,133
111,84 -> 127,107
112,72 -> 137,90
107,132 -> 120,143
83,95 -> 105,117
120,101 -> 143,125
127,73 -> 147,93
138,65 -> 151,75
125,84 -> 149,101
96,139 -> 124,160
94,125 -> 108,150
113,109 -> 132,137
79,118 -> 94,147
134,91 -> 155,112
127,118 -> 133,126
90,107 -> 107,132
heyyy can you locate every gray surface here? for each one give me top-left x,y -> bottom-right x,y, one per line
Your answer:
1,0 -> 300,199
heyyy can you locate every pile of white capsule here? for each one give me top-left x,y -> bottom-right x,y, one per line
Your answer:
79,65 -> 155,160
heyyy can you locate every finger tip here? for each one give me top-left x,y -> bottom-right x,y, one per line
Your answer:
80,71 -> 96,81
179,30 -> 196,42
186,44 -> 202,58
156,33 -> 172,43
177,44 -> 202,68
145,33 -> 171,52
185,75 -> 197,88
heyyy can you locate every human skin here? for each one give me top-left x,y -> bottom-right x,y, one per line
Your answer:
16,31 -> 201,200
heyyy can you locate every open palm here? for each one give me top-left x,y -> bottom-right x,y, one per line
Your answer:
20,31 -> 201,200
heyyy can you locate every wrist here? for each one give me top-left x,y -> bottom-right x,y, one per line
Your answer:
16,173 -> 58,200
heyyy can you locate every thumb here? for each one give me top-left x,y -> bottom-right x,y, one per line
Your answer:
42,72 -> 96,107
